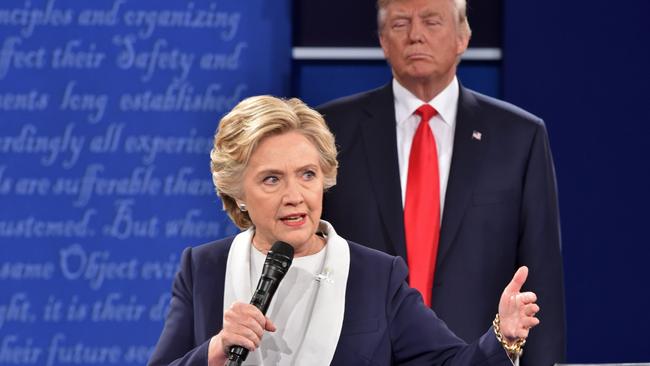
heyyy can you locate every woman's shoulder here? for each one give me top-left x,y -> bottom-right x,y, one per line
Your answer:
346,240 -> 406,275
193,235 -> 236,253
181,235 -> 237,269
347,240 -> 397,260
344,241 -> 410,308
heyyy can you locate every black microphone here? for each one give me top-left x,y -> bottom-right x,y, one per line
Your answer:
226,241 -> 294,366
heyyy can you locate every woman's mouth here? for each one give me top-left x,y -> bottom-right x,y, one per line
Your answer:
280,214 -> 307,226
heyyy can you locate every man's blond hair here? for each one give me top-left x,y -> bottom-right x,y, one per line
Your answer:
377,0 -> 472,38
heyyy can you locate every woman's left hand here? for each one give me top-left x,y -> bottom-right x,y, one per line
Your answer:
497,266 -> 540,343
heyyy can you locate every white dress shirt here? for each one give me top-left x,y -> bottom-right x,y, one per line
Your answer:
393,77 -> 459,217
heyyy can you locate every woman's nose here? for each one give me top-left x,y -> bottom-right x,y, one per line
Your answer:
281,179 -> 304,205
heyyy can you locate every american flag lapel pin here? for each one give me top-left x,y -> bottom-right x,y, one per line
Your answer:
472,130 -> 482,141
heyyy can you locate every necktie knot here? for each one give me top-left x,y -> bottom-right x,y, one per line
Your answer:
415,104 -> 437,123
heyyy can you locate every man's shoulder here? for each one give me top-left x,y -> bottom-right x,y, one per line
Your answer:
463,87 -> 544,127
317,83 -> 391,115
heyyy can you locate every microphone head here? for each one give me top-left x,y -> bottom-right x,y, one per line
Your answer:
266,241 -> 294,274
270,241 -> 294,259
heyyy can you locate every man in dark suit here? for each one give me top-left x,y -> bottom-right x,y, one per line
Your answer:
318,0 -> 565,364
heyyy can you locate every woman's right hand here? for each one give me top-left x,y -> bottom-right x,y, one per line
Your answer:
208,301 -> 277,366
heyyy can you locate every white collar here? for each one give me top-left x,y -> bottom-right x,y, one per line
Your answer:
393,76 -> 459,127
223,220 -> 350,366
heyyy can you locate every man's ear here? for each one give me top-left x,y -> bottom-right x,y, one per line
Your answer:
379,31 -> 390,60
456,28 -> 470,56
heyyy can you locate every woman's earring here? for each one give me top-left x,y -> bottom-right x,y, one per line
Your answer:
238,203 -> 247,212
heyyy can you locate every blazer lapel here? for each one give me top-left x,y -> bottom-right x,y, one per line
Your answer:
359,84 -> 407,259
293,221 -> 349,366
222,229 -> 265,365
437,86 -> 486,266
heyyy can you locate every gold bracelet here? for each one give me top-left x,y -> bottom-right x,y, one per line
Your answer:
492,313 -> 526,360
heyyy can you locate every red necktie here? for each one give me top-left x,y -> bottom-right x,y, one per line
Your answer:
404,104 -> 440,307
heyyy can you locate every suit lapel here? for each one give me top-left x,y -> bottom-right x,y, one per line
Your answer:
359,84 -> 407,259
437,86 -> 487,266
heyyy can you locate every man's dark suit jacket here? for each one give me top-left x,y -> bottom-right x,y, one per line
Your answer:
148,236 -> 512,365
318,83 -> 566,366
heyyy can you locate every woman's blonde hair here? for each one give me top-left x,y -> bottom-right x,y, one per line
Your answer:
210,95 -> 338,229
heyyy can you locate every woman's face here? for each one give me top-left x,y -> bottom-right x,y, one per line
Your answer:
241,131 -> 324,256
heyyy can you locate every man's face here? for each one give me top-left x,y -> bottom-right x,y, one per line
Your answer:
379,0 -> 469,88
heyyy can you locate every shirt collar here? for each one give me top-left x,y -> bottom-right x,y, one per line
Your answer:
393,76 -> 459,127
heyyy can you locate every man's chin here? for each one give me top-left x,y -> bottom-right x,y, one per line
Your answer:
401,69 -> 437,83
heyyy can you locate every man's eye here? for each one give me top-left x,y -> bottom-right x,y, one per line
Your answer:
393,20 -> 408,29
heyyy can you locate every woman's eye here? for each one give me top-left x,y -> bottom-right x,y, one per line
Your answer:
303,170 -> 316,180
263,176 -> 279,185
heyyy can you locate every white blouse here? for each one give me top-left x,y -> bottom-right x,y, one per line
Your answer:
249,242 -> 326,364
223,221 -> 350,366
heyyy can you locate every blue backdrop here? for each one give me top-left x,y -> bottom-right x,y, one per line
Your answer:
503,1 -> 650,362
0,1 -> 290,365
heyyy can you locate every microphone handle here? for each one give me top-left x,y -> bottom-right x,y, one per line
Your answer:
224,242 -> 293,366
225,352 -> 245,366
225,279 -> 280,365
